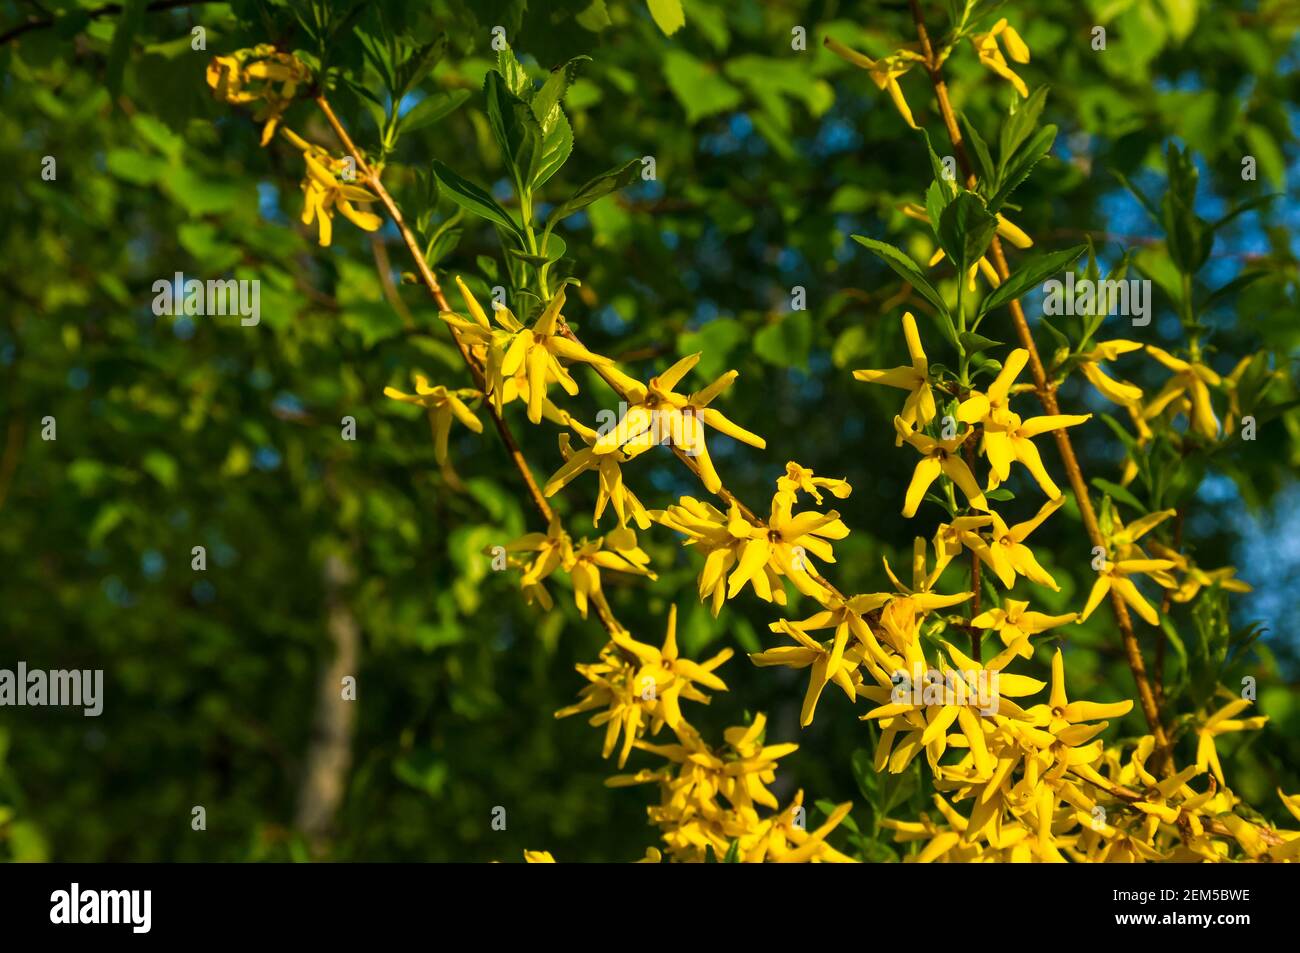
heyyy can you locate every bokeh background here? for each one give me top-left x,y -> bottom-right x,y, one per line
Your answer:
1,0 -> 1298,861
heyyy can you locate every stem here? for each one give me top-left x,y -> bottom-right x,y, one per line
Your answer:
314,94 -> 555,525
907,1 -> 1172,771
963,439 -> 982,663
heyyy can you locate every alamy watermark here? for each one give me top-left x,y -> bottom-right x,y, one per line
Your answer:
595,403 -> 704,455
0,662 -> 103,716
152,272 -> 260,326
891,666 -> 999,716
1043,271 -> 1151,327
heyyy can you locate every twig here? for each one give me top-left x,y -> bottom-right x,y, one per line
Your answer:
908,0 -> 1172,772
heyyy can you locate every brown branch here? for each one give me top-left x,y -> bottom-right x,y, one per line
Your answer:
314,94 -> 554,525
907,0 -> 1171,769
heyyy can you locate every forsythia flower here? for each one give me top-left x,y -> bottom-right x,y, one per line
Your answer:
1195,698 -> 1268,785
442,279 -> 614,424
502,519 -> 653,618
206,45 -> 310,145
1076,339 -> 1144,406
970,18 -> 1031,97
281,128 -> 382,246
894,417 -> 988,518
608,714 -> 855,862
854,311 -> 936,436
655,487 -> 848,613
1144,345 -> 1222,439
606,605 -> 734,732
1079,556 -> 1176,627
960,349 -> 1093,499
545,418 -> 655,530
751,618 -> 862,727
824,37 -> 925,128
777,461 -> 852,504
522,850 -> 555,863
962,495 -> 1065,591
383,376 -> 483,465
972,599 -> 1077,659
594,353 -> 766,494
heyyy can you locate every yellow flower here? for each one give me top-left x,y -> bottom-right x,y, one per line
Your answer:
545,418 -> 655,530
655,490 -> 847,614
441,279 -> 614,424
1076,339 -> 1144,405
1196,699 -> 1268,785
962,495 -> 1066,591
593,353 -> 765,494
959,350 -> 1092,498
861,639 -> 1043,778
893,417 -> 988,518
824,38 -> 925,128
567,531 -> 657,620
1079,557 -> 1176,626
556,645 -> 651,766
970,18 -> 1031,97
1030,648 -> 1133,744
281,128 -> 382,246
854,312 -> 935,437
761,793 -> 856,863
751,618 -> 861,727
522,850 -> 555,863
502,517 -> 571,611
777,461 -> 852,504
1144,544 -> 1253,604
654,497 -> 771,615
983,410 -> 1091,499
879,536 -> 974,612
206,46 -> 310,145
957,347 -> 1029,426
606,605 -> 733,732
1144,345 -> 1222,440
383,375 -> 483,464
972,599 -> 1076,658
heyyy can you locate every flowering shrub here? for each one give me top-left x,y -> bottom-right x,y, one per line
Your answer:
194,2 -> 1299,863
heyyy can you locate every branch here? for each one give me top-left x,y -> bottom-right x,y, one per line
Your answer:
907,0 -> 1172,770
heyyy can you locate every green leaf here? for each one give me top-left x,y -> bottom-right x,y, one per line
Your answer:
647,0 -> 685,35
979,245 -> 1086,317
938,191 -> 997,274
547,158 -> 640,226
531,107 -> 573,189
754,312 -> 812,369
106,0 -> 146,99
663,50 -> 742,124
960,113 -> 996,191
399,35 -> 448,96
484,71 -> 541,185
998,86 -> 1048,169
496,46 -> 531,99
532,57 -> 590,135
850,236 -> 951,330
989,124 -> 1056,211
959,330 -> 1001,356
431,160 -> 522,238
1092,478 -> 1146,513
399,89 -> 471,134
